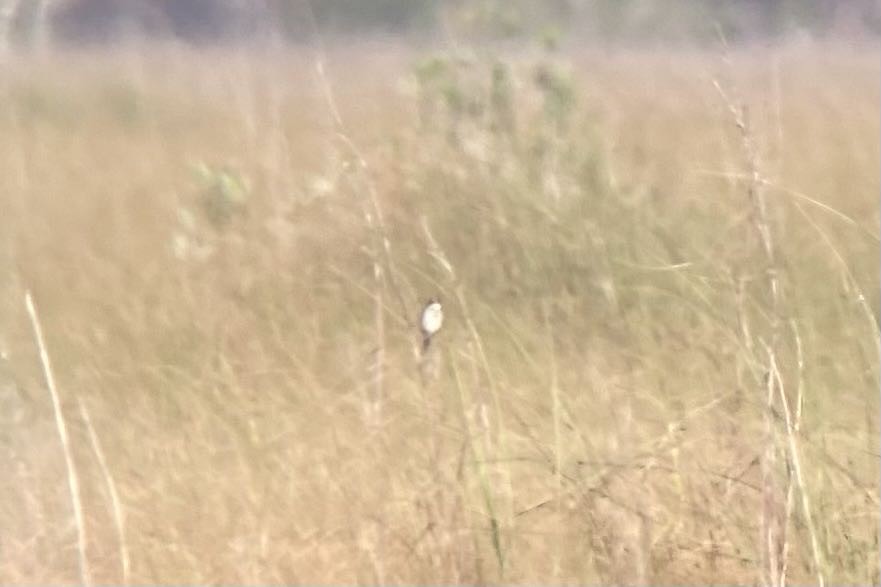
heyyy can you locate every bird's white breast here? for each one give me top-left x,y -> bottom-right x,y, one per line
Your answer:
421,303 -> 443,335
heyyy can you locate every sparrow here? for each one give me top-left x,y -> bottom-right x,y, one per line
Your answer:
420,297 -> 443,352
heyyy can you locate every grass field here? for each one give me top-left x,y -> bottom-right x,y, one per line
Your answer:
0,40 -> 878,584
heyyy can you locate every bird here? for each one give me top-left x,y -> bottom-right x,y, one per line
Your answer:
419,297 -> 443,353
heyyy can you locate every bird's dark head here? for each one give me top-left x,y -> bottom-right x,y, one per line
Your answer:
426,296 -> 440,306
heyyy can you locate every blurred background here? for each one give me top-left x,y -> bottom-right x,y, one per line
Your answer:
1,0 -> 880,48
0,1 -> 878,586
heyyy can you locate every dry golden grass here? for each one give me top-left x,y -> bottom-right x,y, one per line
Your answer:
0,41 -> 877,584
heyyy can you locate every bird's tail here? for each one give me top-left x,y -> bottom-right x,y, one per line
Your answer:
422,333 -> 432,354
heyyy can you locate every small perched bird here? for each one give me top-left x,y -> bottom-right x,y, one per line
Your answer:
420,297 -> 443,352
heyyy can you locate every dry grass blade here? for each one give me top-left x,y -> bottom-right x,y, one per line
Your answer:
765,342 -> 826,587
24,291 -> 92,586
77,396 -> 130,584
